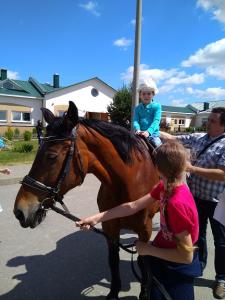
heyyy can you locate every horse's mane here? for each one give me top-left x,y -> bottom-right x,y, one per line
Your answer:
80,118 -> 148,164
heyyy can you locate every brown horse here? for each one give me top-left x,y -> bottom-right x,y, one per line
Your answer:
14,101 -> 159,300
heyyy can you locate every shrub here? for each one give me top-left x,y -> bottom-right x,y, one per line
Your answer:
4,127 -> 14,140
23,130 -> 32,141
14,128 -> 20,138
107,85 -> 132,129
13,143 -> 33,153
32,127 -> 37,136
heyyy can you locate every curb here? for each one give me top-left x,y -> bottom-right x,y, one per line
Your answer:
0,177 -> 23,186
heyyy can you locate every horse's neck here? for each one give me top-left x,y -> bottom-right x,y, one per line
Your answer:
79,127 -> 131,186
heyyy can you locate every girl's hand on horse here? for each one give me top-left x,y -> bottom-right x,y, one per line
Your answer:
135,240 -> 152,256
76,216 -> 98,230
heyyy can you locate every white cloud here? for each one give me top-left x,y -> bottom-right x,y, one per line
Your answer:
182,38 -> 225,68
186,86 -> 225,100
165,72 -> 205,85
171,99 -> 187,106
121,64 -> 177,83
79,1 -> 100,17
206,65 -> 225,79
121,64 -> 204,94
7,70 -> 19,80
197,0 -> 225,24
113,37 -> 133,50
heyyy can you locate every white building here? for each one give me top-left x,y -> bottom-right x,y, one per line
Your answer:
0,69 -> 116,134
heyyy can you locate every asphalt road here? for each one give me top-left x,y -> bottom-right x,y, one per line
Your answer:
0,170 -> 215,300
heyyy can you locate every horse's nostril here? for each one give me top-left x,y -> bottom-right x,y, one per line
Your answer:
14,209 -> 25,222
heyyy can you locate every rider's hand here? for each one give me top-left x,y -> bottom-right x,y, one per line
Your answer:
140,131 -> 150,138
135,130 -> 141,135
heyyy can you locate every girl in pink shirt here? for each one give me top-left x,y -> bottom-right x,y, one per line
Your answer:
77,141 -> 201,300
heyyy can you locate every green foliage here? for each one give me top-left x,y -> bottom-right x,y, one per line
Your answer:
32,127 -> 37,135
0,140 -> 38,165
186,127 -> 196,133
13,142 -> 33,153
20,143 -> 33,153
195,126 -> 206,132
107,85 -> 132,129
23,130 -> 32,141
14,128 -> 20,138
4,127 -> 14,140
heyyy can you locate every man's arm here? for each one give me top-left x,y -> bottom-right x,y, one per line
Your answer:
160,131 -> 176,140
186,162 -> 225,181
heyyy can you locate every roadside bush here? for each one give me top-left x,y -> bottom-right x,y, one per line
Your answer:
23,130 -> 32,141
4,127 -> 14,141
186,127 -> 195,133
195,126 -> 206,132
14,128 -> 20,138
13,143 -> 33,153
32,127 -> 37,137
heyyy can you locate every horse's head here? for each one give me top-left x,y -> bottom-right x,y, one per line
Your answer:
14,101 -> 85,228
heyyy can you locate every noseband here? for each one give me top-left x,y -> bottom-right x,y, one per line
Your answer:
20,128 -> 85,209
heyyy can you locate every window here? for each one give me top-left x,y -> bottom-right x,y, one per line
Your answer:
12,111 -> 31,122
0,110 -> 7,121
178,119 -> 185,125
91,88 -> 99,97
58,111 -> 66,117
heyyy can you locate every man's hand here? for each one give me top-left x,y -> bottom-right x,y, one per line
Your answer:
0,168 -> 11,175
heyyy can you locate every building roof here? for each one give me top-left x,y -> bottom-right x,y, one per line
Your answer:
0,78 -> 58,98
0,76 -> 116,99
46,77 -> 117,95
161,105 -> 196,114
191,100 -> 225,111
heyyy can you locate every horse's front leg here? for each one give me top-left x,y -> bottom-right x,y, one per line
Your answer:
138,219 -> 154,300
106,238 -> 121,300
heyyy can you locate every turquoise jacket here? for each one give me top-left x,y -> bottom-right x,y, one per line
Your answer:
133,102 -> 161,137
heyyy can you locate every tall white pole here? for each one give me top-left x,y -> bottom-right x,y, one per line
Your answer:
131,0 -> 142,129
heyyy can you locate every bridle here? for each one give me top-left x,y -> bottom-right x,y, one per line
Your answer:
20,128 -> 85,210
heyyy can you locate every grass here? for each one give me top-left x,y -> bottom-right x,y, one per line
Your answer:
0,140 -> 39,165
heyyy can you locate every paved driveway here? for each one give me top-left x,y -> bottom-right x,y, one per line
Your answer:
0,166 -> 215,300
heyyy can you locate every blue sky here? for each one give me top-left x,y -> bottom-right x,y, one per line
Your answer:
1,0 -> 225,106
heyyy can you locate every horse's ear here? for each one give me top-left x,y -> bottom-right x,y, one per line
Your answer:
63,101 -> 79,131
41,107 -> 55,124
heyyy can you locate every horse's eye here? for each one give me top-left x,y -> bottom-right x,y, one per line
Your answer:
46,153 -> 57,160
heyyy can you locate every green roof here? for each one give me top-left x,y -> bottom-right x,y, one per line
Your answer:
161,105 -> 195,114
0,76 -> 115,98
0,78 -> 59,98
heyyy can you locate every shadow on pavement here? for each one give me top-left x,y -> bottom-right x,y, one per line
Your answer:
194,277 -> 214,288
0,230 -> 139,300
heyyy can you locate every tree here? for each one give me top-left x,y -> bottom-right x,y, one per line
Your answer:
107,85 -> 132,129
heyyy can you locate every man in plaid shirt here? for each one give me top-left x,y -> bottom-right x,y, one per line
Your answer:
161,107 -> 225,299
